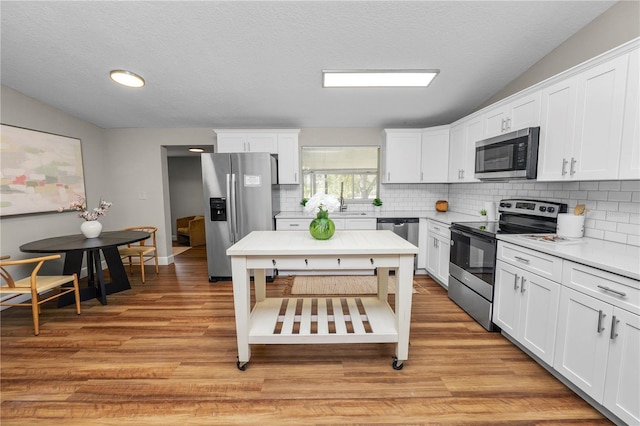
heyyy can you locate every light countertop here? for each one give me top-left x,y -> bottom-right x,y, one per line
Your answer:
227,230 -> 419,256
497,234 -> 640,281
275,210 -> 479,223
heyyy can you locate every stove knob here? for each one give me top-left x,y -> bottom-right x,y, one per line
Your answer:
499,203 -> 505,207
505,203 -> 512,208
539,206 -> 547,212
547,207 -> 555,213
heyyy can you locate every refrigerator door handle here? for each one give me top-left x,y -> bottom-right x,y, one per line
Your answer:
226,174 -> 234,243
231,173 -> 238,242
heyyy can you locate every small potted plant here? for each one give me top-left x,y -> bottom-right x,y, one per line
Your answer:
372,198 -> 383,212
300,197 -> 308,211
480,208 -> 487,221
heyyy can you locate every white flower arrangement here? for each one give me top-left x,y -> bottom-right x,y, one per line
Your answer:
59,195 -> 112,221
303,192 -> 341,215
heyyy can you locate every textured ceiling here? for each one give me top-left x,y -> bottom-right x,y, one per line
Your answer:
1,1 -> 616,129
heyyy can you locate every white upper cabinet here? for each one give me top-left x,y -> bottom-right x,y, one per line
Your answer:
215,130 -> 280,153
420,127 -> 450,182
276,132 -> 300,185
382,127 -> 450,184
619,48 -> 640,180
538,53 -> 631,181
484,91 -> 541,139
448,116 -> 482,182
382,130 -> 422,183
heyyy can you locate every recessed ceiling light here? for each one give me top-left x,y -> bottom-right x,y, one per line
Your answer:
110,70 -> 145,88
322,70 -> 439,88
188,147 -> 205,153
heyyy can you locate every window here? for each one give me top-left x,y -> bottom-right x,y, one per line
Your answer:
301,147 -> 379,202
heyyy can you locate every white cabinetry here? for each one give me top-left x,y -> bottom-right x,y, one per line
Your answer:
448,116 -> 482,182
382,127 -> 450,184
425,220 -> 450,287
276,217 -> 376,231
484,91 -> 541,138
554,261 -> 639,425
619,48 -> 640,179
538,54 -> 630,181
277,132 -> 300,184
382,130 -> 422,183
420,127 -> 450,182
214,129 -> 300,184
494,242 -> 562,365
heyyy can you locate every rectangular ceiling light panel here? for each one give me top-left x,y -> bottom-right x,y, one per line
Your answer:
323,70 -> 438,87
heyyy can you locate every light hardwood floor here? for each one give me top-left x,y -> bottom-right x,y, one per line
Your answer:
1,246 -> 611,425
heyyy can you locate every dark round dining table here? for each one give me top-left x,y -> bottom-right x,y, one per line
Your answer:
20,230 -> 150,306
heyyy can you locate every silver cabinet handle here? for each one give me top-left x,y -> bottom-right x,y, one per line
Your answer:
513,274 -> 519,290
387,172 -> 390,181
421,171 -> 424,181
289,223 -> 299,227
570,157 -> 576,176
562,158 -> 568,176
610,316 -> 620,340
294,172 -> 298,182
433,226 -> 440,231
247,142 -> 251,152
520,277 -> 526,293
506,117 -> 511,131
597,285 -> 626,297
514,256 -> 530,264
597,310 -> 606,333
501,118 -> 506,132
461,169 -> 464,179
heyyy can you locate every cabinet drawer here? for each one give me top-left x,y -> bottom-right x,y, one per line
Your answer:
497,242 -> 563,282
247,255 -> 400,270
345,218 -> 376,230
428,220 -> 450,238
563,260 -> 640,315
276,219 -> 311,230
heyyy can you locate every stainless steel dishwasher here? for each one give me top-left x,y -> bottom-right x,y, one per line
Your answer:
376,217 -> 419,270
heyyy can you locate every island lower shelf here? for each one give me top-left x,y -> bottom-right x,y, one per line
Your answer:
248,296 -> 399,345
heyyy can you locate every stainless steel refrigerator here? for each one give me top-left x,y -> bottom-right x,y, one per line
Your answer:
201,152 -> 279,281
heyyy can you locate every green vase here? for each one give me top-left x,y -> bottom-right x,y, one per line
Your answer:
309,209 -> 335,240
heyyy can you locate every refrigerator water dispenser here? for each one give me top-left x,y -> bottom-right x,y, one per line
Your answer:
210,197 -> 227,221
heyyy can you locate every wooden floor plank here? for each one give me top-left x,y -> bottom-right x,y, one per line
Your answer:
1,246 -> 611,424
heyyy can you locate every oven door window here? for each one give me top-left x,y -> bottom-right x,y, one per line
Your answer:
450,229 -> 496,286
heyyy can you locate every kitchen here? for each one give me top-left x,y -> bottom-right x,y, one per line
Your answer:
1,1 -> 639,424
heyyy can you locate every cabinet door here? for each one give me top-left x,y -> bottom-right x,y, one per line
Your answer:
420,128 -> 449,182
426,233 -> 438,277
538,77 -> 577,181
484,106 -> 509,138
435,234 -> 450,287
277,133 -> 299,184
619,49 -> 640,180
383,131 -> 422,183
554,287 -> 612,402
603,307 -> 640,426
493,260 -> 522,336
509,91 -> 541,131
519,271 -> 560,366
417,218 -> 428,270
448,123 -> 466,181
463,117 -> 483,182
246,134 -> 278,153
572,54 -> 629,180
344,218 -> 376,230
217,134 -> 248,153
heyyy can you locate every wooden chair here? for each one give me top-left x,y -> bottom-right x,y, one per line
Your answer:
0,254 -> 81,335
118,226 -> 159,283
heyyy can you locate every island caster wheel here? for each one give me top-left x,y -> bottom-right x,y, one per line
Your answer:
237,358 -> 248,371
391,356 -> 404,370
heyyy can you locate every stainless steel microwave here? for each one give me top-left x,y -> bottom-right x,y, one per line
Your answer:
474,127 -> 539,181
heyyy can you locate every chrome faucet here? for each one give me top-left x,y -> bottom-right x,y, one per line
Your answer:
339,182 -> 347,212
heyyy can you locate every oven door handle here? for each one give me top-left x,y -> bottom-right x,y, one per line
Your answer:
450,228 -> 496,244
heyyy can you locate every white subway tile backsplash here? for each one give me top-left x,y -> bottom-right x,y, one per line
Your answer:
279,179 -> 640,246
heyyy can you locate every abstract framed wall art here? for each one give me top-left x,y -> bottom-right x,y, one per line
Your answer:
0,124 -> 86,216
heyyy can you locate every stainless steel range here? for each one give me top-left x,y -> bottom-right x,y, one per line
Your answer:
448,199 -> 568,331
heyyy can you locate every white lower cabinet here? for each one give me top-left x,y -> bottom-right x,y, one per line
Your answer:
494,259 -> 560,365
425,220 -> 450,287
554,277 -> 640,425
603,307 -> 640,425
275,217 -> 376,231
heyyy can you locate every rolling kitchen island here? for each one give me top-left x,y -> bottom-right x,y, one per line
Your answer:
227,230 -> 419,370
